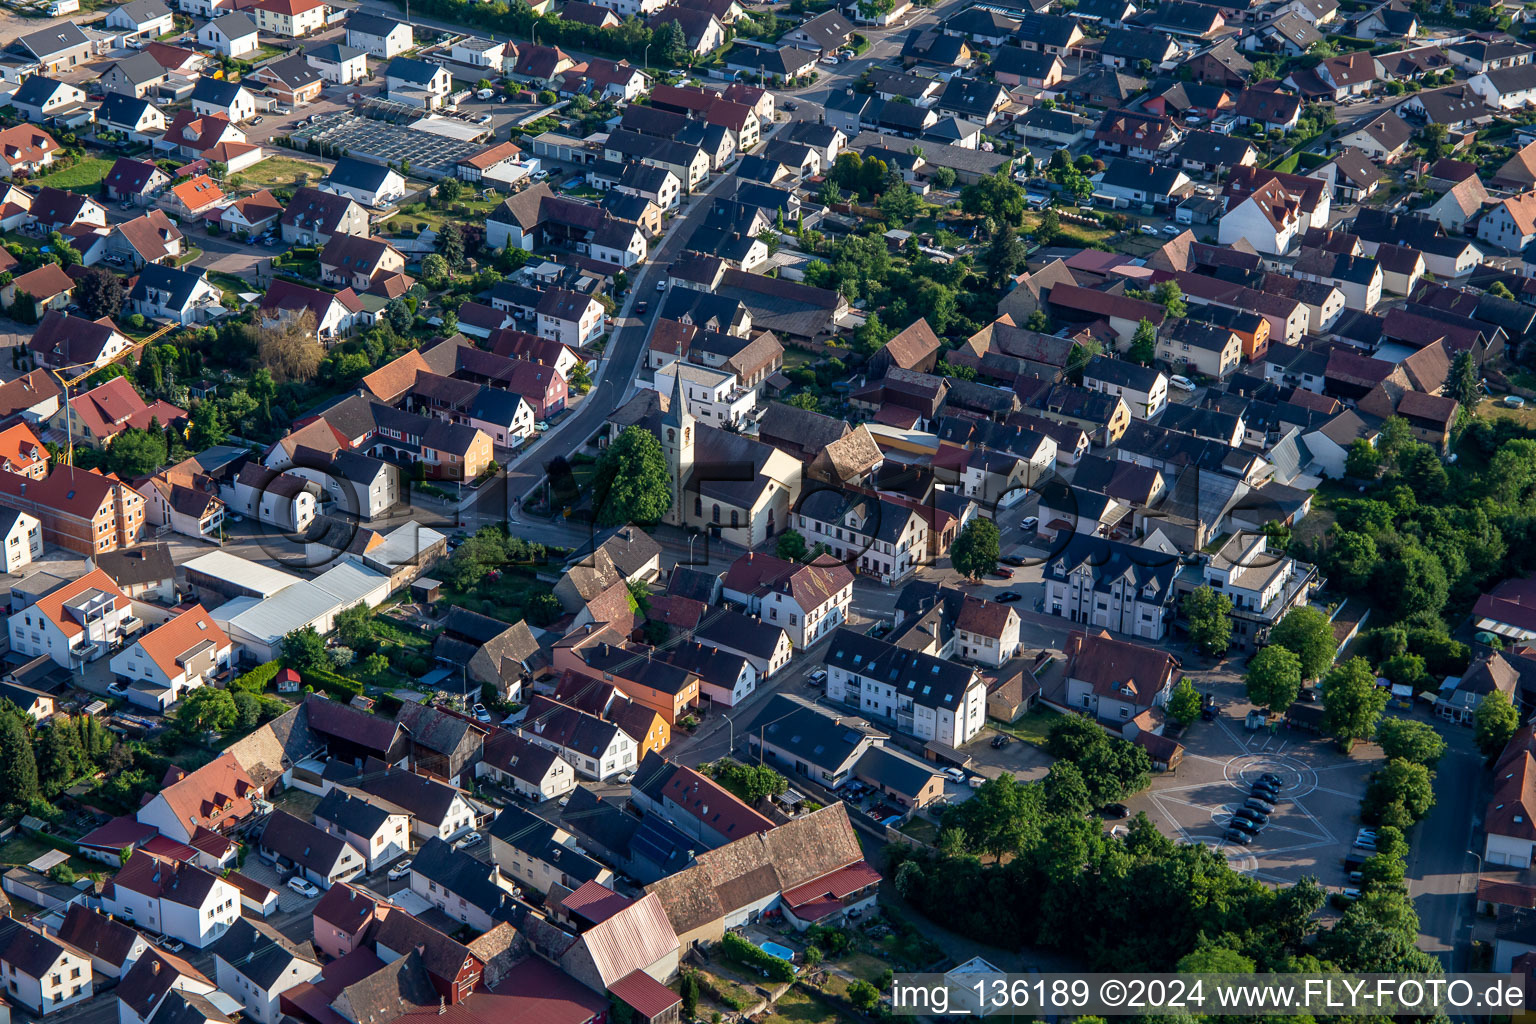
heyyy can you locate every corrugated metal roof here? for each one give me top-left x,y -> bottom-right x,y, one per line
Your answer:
571,891 -> 678,988
184,551 -> 303,597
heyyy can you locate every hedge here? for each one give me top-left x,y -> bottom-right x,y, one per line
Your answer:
230,662 -> 282,695
299,666 -> 365,699
720,932 -> 796,983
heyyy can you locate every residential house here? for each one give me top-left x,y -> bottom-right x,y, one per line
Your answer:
190,78 -> 256,122
346,13 -> 412,58
824,628 -> 986,747
0,919 -> 92,1015
476,728 -> 577,802
197,13 -> 258,57
1043,535 -> 1179,640
0,466 -> 144,555
11,76 -> 85,126
322,157 -> 408,208
0,508 -> 41,573
99,854 -> 241,948
128,264 -> 222,325
1082,356 -> 1168,419
385,57 -> 454,109
107,604 -> 233,712
0,124 -> 60,178
1062,627 -> 1181,724
250,0 -> 327,36
210,920 -> 319,1024
106,0 -> 175,38
250,55 -> 323,108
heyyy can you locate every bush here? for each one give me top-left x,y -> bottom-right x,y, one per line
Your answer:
300,666 -> 364,699
230,662 -> 281,695
719,932 -> 795,982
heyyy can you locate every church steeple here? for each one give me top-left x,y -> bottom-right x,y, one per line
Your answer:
660,363 -> 693,527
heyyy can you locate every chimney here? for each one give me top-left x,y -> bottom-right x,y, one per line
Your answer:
151,961 -> 161,975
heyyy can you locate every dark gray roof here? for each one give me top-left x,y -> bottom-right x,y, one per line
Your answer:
347,11 -> 405,36
1084,354 -> 1164,393
211,918 -> 315,990
15,21 -> 88,60
128,264 -> 210,312
191,76 -> 243,107
314,789 -> 394,837
146,991 -> 230,1024
410,836 -> 522,917
346,768 -> 461,824
13,75 -> 70,108
259,810 -> 349,873
486,806 -> 607,885
326,156 -> 394,193
692,607 -> 787,660
99,91 -> 157,126
335,949 -> 438,1024
752,693 -> 871,773
94,543 -> 174,588
853,745 -> 940,798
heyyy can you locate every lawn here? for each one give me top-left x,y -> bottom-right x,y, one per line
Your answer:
761,989 -> 856,1024
239,156 -> 330,190
441,568 -> 554,624
208,270 -> 253,307
993,705 -> 1058,746
0,834 -> 55,866
33,157 -> 115,193
896,817 -> 938,845
176,245 -> 204,267
1479,401 -> 1536,430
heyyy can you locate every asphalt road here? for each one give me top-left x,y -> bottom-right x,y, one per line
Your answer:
1406,724 -> 1483,969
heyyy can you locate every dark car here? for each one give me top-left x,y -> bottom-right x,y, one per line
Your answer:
1225,828 -> 1253,845
1104,803 -> 1129,819
1297,687 -> 1319,702
995,591 -> 1022,603
1245,796 -> 1276,813
990,734 -> 1012,749
636,300 -> 649,315
1001,555 -> 1027,567
1234,806 -> 1269,825
1228,816 -> 1261,835
1200,705 -> 1217,721
1258,773 -> 1283,786
1251,780 -> 1280,795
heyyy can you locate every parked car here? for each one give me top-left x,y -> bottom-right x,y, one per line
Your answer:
472,703 -> 492,723
288,877 -> 320,898
995,591 -> 1022,603
1340,887 -> 1362,901
635,300 -> 649,315
1021,515 -> 1038,531
108,682 -> 128,697
942,767 -> 966,783
1001,555 -> 1026,567
452,831 -> 483,851
656,281 -> 666,292
1245,797 -> 1276,813
387,859 -> 413,881
159,937 -> 185,953
1228,816 -> 1261,835
1225,828 -> 1253,844
991,734 -> 1012,748
1234,806 -> 1268,825
1162,224 -> 1181,236
1104,803 -> 1129,819
616,770 -> 635,784
1169,375 -> 1196,392
1258,773 -> 1282,785
991,567 -> 1013,579
1201,705 -> 1216,721
808,669 -> 828,686
1139,225 -> 1158,236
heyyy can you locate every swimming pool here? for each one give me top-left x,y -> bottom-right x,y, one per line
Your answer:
760,941 -> 796,963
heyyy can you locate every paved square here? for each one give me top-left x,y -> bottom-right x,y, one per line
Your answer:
1126,703 -> 1381,889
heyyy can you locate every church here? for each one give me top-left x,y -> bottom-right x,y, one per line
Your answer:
609,372 -> 802,548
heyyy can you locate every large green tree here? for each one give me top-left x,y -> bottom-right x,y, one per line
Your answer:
176,688 -> 239,735
1166,677 -> 1202,727
106,427 -> 168,479
1448,351 -> 1480,410
1245,645 -> 1302,712
1363,758 -> 1435,828
1129,318 -> 1157,365
1476,689 -> 1521,758
950,519 -> 1001,580
1374,718 -> 1446,767
1182,586 -> 1232,657
593,425 -> 672,527
1268,605 -> 1338,680
1322,656 -> 1389,745
0,703 -> 37,811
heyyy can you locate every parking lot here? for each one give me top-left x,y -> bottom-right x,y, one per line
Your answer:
1125,690 -> 1381,891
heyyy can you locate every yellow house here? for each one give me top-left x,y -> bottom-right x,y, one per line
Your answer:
252,0 -> 328,37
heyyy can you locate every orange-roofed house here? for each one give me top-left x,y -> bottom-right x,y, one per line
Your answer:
218,189 -> 283,237
1,262 -> 74,320
252,0 -> 327,35
0,421 -> 48,480
0,123 -> 59,178
1479,191 -> 1536,252
6,566 -> 138,669
108,605 -> 233,711
165,174 -> 225,218
0,465 -> 146,555
50,375 -> 188,450
136,751 -> 263,843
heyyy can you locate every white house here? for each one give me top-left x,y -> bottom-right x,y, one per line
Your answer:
0,920 -> 92,1015
197,13 -> 257,57
127,264 -> 223,326
346,12 -> 412,58
406,837 -> 521,932
953,596 -> 1022,669
1479,192 -> 1536,252
516,700 -> 638,781
210,919 -> 320,1024
258,811 -> 364,890
8,568 -> 135,669
99,855 -> 241,949
312,789 -> 410,872
190,78 -> 257,122
535,287 -> 605,348
134,752 -> 262,844
108,604 -> 232,712
0,508 -> 42,573
792,491 -> 928,586
1470,63 -> 1536,109
476,729 -> 578,802
321,157 -> 408,208
646,362 -> 756,430
824,627 -> 987,747
306,43 -> 368,85
115,952 -> 217,1024
721,553 -> 855,649
220,464 -> 317,533
1082,356 -> 1169,420
384,57 -> 453,109
106,0 -> 175,38
1219,177 -> 1303,254
342,769 -> 479,843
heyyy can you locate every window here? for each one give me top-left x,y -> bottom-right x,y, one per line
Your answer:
712,504 -> 720,523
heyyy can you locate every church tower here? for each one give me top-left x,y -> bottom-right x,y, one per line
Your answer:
660,365 -> 694,527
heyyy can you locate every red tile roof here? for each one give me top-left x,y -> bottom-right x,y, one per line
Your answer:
608,969 -> 682,1019
781,859 -> 882,918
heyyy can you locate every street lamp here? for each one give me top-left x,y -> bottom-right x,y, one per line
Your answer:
1467,848 -> 1484,876
644,42 -> 651,68
688,532 -> 698,566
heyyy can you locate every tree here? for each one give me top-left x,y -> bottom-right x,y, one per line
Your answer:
188,401 -> 226,450
1246,645 -> 1302,713
569,362 -> 592,394
106,427 -> 167,478
1182,586 -> 1232,657
592,425 -> 671,527
282,626 -> 328,673
1042,760 -> 1091,816
36,718 -> 81,794
137,346 -> 163,393
421,252 -> 450,285
1129,317 -> 1158,365
1418,123 -> 1450,161
1448,350 -> 1480,410
878,181 -> 920,225
1151,280 -> 1187,318
385,297 -> 414,334
0,705 -> 37,811
439,223 -> 465,271
931,166 -> 957,189
1268,605 -> 1339,680
984,224 -> 1026,284
75,267 -> 126,320
1330,530 -> 1378,590
1345,438 -> 1381,479
335,602 -> 373,650
654,20 -> 689,63
1476,689 -> 1521,758
47,231 -> 80,268
1490,280 -> 1516,300
1379,652 -> 1427,692
1166,677 -> 1202,727
437,177 -> 463,205
1375,718 -> 1446,767
1322,656 -> 1390,745
1047,714 -> 1106,762
175,687 -> 239,735
776,529 -> 808,561
1363,758 -> 1435,828
679,972 -> 699,1020
254,311 -> 323,383
709,759 -> 787,804
950,518 -> 1001,580
1374,543 -> 1448,620
853,312 -> 894,356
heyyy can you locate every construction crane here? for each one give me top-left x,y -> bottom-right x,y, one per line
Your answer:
48,319 -> 178,462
